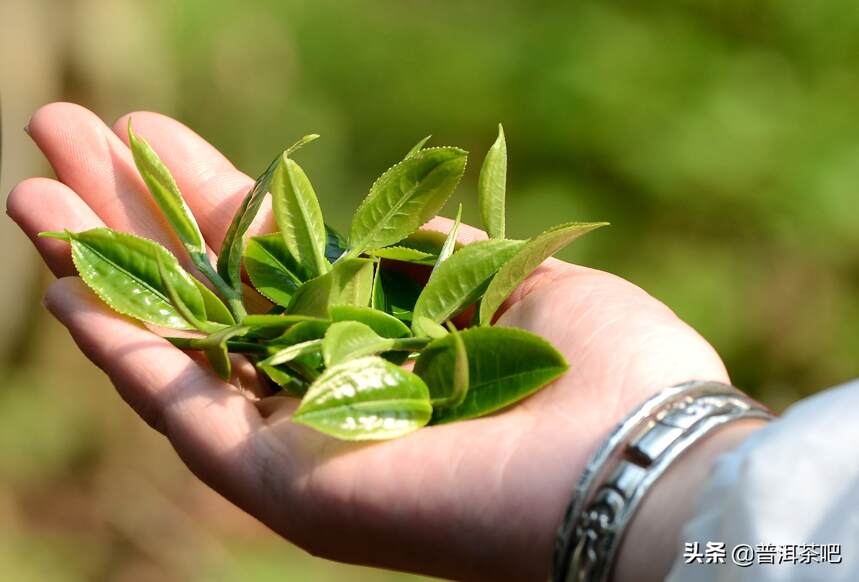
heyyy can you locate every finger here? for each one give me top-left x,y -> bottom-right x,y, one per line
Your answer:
26,102 -> 192,258
422,215 -> 487,245
6,177 -> 105,277
111,111 -> 275,251
44,277 -> 266,508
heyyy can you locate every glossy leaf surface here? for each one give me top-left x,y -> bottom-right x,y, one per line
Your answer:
405,135 -> 432,158
435,203 -> 462,267
217,153 -> 279,290
365,246 -> 435,264
288,259 -> 374,317
202,326 -> 250,380
128,122 -> 206,256
478,124 -> 507,239
412,239 -> 525,331
479,222 -> 607,324
260,339 -> 324,367
329,305 -> 411,338
193,279 -> 235,325
348,147 -> 467,255
272,153 -> 330,277
293,356 -> 432,440
53,228 -> 207,330
244,234 -> 305,307
322,321 -> 389,366
414,327 -> 568,424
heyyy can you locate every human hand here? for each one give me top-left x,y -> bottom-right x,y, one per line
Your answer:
8,103 -> 732,581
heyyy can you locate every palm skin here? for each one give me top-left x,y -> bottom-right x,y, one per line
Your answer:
7,103 -> 729,581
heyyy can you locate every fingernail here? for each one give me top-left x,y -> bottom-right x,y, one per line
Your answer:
23,123 -> 31,136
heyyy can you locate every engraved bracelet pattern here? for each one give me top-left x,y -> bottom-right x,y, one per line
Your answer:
550,381 -> 774,582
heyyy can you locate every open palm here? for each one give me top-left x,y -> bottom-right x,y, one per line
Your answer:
8,103 -> 729,582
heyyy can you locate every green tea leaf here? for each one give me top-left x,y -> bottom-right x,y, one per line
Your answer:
217,153 -> 279,290
330,305 -> 411,338
405,135 -> 432,158
288,259 -> 374,317
243,314 -> 325,338
54,228 -> 208,330
259,364 -> 307,397
377,269 -> 422,322
412,239 -> 525,332
260,339 -> 324,367
244,234 -> 306,307
435,203 -> 462,267
371,261 -> 385,310
478,124 -> 507,239
292,356 -> 432,440
193,279 -> 235,325
365,246 -> 436,264
429,323 -> 469,408
414,327 -> 568,424
322,321 -> 387,366
128,121 -> 206,256
479,222 -> 608,324
272,153 -> 330,277
413,316 -> 449,339
348,147 -> 467,255
324,224 -> 348,263
397,229 -> 456,256
201,325 -> 250,380
218,135 -> 318,291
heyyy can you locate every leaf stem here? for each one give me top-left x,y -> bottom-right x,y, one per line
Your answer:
165,336 -> 267,354
191,253 -> 247,321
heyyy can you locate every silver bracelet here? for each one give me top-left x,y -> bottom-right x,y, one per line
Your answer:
550,380 -> 774,582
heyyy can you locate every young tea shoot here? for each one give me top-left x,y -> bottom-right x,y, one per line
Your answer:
41,124 -> 608,441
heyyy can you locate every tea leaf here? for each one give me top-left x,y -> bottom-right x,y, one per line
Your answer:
413,316 -> 449,339
128,121 -> 206,257
479,222 -> 608,324
365,246 -> 435,264
272,153 -> 330,277
378,269 -> 422,322
371,262 -> 385,310
287,258 -> 375,317
478,124 -> 507,239
435,203 -> 462,267
217,153 -> 279,290
348,147 -> 467,255
405,135 -> 432,158
193,279 -> 236,325
244,234 -> 306,307
155,252 -> 216,333
429,323 -> 468,408
324,224 -> 348,263
397,229 -> 456,256
292,356 -> 432,440
200,325 -> 251,380
322,321 -> 387,366
50,228 -> 208,330
412,239 -> 525,332
259,364 -> 307,397
218,135 -> 318,290
413,326 -> 568,424
329,305 -> 411,338
260,339 -> 324,367
243,314 -> 326,338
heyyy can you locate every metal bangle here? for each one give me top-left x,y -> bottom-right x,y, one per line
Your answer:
550,380 -> 774,582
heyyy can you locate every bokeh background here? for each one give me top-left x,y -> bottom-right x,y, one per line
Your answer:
2,1 -> 858,580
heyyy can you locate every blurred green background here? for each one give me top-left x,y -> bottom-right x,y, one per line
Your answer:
1,0 -> 857,580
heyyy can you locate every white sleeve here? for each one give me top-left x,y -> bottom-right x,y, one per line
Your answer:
666,379 -> 859,582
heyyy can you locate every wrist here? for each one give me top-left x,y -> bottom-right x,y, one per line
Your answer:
550,382 -> 771,582
612,418 -> 767,582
